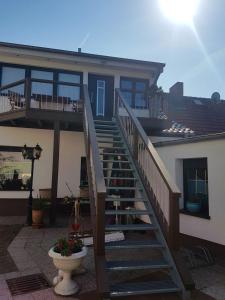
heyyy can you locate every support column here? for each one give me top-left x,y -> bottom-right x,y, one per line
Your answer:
50,121 -> 60,224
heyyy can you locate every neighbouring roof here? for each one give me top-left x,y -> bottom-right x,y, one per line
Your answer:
161,94 -> 225,136
154,131 -> 225,148
0,41 -> 165,70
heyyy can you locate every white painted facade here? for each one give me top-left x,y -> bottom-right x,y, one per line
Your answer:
0,44 -> 163,207
0,126 -> 85,200
155,138 -> 225,246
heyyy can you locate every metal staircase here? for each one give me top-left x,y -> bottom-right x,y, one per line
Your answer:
83,85 -> 189,299
94,118 -> 186,299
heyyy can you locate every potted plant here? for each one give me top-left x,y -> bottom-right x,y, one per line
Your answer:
32,197 -> 49,228
186,193 -> 202,213
48,233 -> 87,296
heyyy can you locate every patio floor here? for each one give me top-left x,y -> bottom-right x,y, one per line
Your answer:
0,216 -> 222,299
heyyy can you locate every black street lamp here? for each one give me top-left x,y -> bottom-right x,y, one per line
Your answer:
22,144 -> 43,226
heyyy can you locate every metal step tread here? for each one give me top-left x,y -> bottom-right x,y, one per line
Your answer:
106,259 -> 170,271
110,280 -> 180,297
105,239 -> 163,249
96,129 -> 120,133
96,134 -> 121,138
106,186 -> 141,190
95,124 -> 118,128
105,224 -> 156,231
99,146 -> 126,150
103,168 -> 134,171
102,159 -> 129,163
97,140 -> 124,144
105,209 -> 150,215
104,177 -> 136,180
100,153 -> 128,157
106,197 -> 146,202
94,120 -> 116,124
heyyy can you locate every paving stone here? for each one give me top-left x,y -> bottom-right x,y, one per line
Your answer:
12,294 -> 34,300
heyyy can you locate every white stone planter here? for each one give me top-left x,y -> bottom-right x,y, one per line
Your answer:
48,246 -> 87,296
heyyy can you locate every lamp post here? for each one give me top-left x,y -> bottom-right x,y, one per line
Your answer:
22,144 -> 42,226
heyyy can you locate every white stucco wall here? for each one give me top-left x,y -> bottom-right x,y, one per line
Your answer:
0,126 -> 85,200
156,138 -> 225,246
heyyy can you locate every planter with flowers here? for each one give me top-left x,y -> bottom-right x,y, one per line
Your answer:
48,226 -> 87,296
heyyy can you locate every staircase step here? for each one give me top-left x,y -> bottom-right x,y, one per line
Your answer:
99,152 -> 128,156
96,129 -> 120,133
106,259 -> 170,271
101,160 -> 129,163
99,146 -> 126,150
94,120 -> 115,124
105,239 -> 164,249
106,186 -> 141,190
95,124 -> 118,128
97,140 -> 124,144
105,210 -> 150,215
106,197 -> 146,202
110,280 -> 180,297
105,224 -> 156,231
96,134 -> 121,138
103,168 -> 134,172
104,177 -> 136,180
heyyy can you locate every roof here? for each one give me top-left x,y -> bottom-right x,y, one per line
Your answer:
162,94 -> 225,136
0,41 -> 165,70
154,131 -> 225,148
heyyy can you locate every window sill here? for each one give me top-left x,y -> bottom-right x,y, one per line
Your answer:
180,209 -> 211,220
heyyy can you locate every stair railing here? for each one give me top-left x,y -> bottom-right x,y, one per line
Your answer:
83,85 -> 109,297
115,88 -> 181,251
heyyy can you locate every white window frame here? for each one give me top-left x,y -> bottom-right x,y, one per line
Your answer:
96,80 -> 105,116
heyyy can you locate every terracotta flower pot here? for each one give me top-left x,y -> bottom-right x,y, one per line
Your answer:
32,210 -> 44,228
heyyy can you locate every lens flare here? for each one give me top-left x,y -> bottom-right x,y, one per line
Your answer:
159,0 -> 200,25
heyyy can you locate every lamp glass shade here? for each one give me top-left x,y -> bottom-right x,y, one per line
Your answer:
33,144 -> 42,159
22,144 -> 28,159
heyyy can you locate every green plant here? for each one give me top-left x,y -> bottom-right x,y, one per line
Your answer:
54,238 -> 83,256
32,197 -> 50,210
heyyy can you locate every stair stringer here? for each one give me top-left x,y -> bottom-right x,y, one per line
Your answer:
115,116 -> 189,300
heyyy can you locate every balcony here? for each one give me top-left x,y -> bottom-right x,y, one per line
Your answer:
0,78 -> 83,128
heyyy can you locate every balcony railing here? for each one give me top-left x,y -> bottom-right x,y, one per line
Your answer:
0,78 -> 83,115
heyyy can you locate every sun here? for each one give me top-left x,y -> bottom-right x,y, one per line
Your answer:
159,0 -> 199,25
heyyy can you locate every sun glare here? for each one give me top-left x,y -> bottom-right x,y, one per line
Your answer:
159,0 -> 199,25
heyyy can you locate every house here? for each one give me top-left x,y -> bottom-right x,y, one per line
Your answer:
152,82 -> 225,253
0,41 -> 217,298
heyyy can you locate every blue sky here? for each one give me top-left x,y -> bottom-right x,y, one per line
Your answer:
0,0 -> 225,98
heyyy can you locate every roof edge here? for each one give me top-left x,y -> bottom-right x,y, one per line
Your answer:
154,131 -> 225,148
0,41 -> 165,69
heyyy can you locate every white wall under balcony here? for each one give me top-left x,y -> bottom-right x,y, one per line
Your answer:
0,127 -> 85,200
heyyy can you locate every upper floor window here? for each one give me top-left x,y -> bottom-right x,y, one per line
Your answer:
1,66 -> 25,94
183,158 -> 209,218
1,66 -> 25,85
120,77 -> 148,109
58,73 -> 81,84
31,70 -> 53,80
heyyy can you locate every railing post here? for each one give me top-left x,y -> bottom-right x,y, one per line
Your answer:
25,77 -> 31,111
168,192 -> 180,251
115,90 -> 119,116
96,192 -> 106,256
133,127 -> 139,161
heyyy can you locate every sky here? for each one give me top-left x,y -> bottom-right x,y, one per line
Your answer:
0,0 -> 225,98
